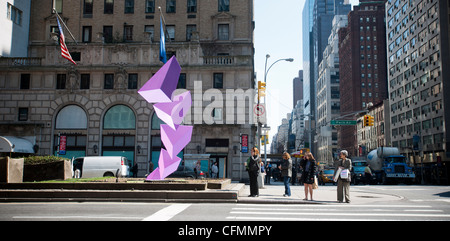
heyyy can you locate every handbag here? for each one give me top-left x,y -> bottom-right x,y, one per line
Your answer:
312,176 -> 318,189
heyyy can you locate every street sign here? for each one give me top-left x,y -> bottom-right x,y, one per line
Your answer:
330,120 -> 357,125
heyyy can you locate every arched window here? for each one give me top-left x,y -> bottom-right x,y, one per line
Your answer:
103,105 -> 136,129
56,105 -> 87,129
151,112 -> 165,130
54,105 -> 87,159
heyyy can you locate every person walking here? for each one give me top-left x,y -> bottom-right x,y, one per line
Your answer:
280,152 -> 293,197
334,150 -> 352,203
265,162 -> 272,184
300,152 -> 317,201
245,147 -> 261,197
211,162 -> 219,178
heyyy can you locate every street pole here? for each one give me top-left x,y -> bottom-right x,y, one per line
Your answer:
262,55 -> 294,164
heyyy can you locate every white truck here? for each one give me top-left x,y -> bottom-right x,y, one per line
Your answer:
72,156 -> 130,178
367,147 -> 415,184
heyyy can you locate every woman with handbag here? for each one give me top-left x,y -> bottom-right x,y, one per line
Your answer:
245,147 -> 261,197
300,152 -> 317,201
334,150 -> 352,203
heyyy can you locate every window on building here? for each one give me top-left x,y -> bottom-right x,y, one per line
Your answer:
80,74 -> 90,89
187,0 -> 197,12
186,24 -> 196,41
145,25 -> 155,41
213,73 -> 223,89
123,25 -> 133,41
83,0 -> 93,15
53,0 -> 63,13
128,74 -> 138,89
145,0 -> 155,13
104,0 -> 114,14
103,105 -> 136,129
56,105 -> 88,129
56,74 -> 66,89
177,73 -> 186,89
82,26 -> 92,43
218,24 -> 229,40
124,0 -> 134,13
20,74 -> 30,89
18,108 -> 28,121
166,0 -> 176,13
104,74 -> 114,89
218,0 -> 230,12
7,3 -> 22,25
166,25 -> 175,41
103,26 -> 113,43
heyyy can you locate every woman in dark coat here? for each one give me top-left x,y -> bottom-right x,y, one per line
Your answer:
245,147 -> 261,197
300,152 -> 317,200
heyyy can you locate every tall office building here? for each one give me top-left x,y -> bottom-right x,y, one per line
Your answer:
303,0 -> 351,153
293,70 -> 303,107
0,0 -> 31,57
316,15 -> 348,165
0,0 -> 255,181
338,0 -> 388,156
386,0 -> 450,171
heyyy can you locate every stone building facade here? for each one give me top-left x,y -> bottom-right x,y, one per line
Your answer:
0,0 -> 255,181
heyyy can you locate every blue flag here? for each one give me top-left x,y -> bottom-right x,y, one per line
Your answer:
159,16 -> 167,63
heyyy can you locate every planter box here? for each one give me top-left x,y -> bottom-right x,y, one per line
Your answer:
23,160 -> 71,182
0,157 -> 24,183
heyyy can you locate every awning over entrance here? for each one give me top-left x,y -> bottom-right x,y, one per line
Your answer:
0,136 -> 35,153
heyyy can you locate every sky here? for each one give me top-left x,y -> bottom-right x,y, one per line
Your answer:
253,0 -> 359,150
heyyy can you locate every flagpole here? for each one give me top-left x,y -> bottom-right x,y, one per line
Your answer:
158,6 -> 171,43
52,8 -> 78,45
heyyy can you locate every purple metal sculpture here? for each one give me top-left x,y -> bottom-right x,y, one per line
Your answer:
138,56 -> 193,180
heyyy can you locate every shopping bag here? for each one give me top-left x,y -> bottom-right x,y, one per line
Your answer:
333,168 -> 342,182
340,169 -> 349,179
313,176 -> 318,189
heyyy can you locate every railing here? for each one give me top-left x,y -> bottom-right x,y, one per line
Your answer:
202,55 -> 252,66
203,56 -> 234,65
0,57 -> 42,66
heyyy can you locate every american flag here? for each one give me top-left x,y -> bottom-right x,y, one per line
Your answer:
56,17 -> 76,65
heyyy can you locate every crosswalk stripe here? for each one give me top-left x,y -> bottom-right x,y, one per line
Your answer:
228,203 -> 448,220
142,204 -> 191,221
229,211 -> 450,218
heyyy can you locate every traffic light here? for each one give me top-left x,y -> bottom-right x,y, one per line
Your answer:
257,81 -> 266,100
363,115 -> 370,127
368,115 -> 374,126
363,115 -> 374,127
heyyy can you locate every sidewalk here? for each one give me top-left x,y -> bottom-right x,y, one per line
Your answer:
237,181 -> 403,204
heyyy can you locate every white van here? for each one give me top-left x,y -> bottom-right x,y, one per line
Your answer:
72,156 -> 130,178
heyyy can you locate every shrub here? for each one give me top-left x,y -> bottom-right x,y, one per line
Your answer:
23,155 -> 70,165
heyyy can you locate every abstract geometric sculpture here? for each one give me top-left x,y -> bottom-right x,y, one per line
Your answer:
138,56 -> 193,180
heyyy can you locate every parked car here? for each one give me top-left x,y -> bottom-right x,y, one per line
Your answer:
72,156 -> 130,178
168,164 -> 200,179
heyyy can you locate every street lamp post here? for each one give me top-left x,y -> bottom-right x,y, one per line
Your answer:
260,55 -> 294,165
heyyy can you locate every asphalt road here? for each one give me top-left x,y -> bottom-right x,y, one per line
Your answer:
1,185 -> 449,221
